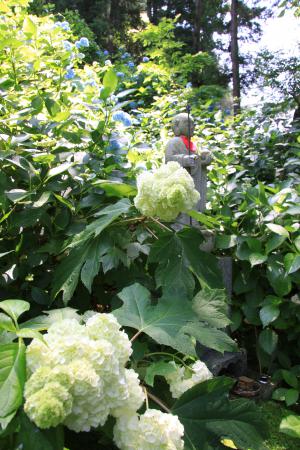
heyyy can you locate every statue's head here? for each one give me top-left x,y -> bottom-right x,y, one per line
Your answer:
172,113 -> 195,137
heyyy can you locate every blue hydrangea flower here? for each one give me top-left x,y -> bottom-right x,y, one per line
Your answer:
117,71 -> 125,78
63,40 -> 72,51
186,82 -> 192,88
121,52 -> 130,59
75,37 -> 89,48
96,50 -> 102,56
65,68 -> 75,80
127,61 -> 135,68
129,101 -> 137,109
112,111 -> 132,127
108,139 -> 122,150
142,56 -> 149,63
61,21 -> 70,31
103,50 -> 109,55
54,21 -> 70,31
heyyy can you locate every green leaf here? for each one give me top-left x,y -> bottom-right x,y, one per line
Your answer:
259,329 -> 278,354
281,370 -> 299,389
93,181 -> 137,198
0,300 -> 30,325
266,223 -> 289,238
144,361 -> 177,387
33,191 -> 52,208
51,241 -> 92,304
148,231 -> 196,297
265,234 -> 286,254
81,238 -> 103,292
215,234 -> 237,250
113,283 -> 196,355
249,253 -> 268,267
52,200 -> 131,303
172,377 -> 267,450
23,17 -> 37,35
149,229 -> 223,295
44,98 -> 61,117
295,236 -> 300,252
280,415 -> 300,439
15,411 -> 64,450
16,328 -> 45,342
179,229 -> 223,289
0,313 -> 16,333
186,210 -> 220,229
183,322 -> 237,353
5,189 -> 30,203
285,389 -> 299,406
46,162 -> 73,180
20,308 -> 80,331
284,253 -> 300,274
0,342 -> 26,422
103,69 -> 118,93
259,305 -> 280,328
192,288 -> 230,329
267,259 -> 292,296
69,199 -> 131,248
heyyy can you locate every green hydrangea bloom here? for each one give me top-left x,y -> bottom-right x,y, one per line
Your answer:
134,161 -> 200,221
24,382 -> 73,429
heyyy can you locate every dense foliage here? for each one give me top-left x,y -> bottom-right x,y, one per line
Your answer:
0,0 -> 299,449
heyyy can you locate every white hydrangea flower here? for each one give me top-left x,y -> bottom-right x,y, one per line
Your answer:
113,410 -> 184,450
114,414 -> 140,450
134,161 -> 200,221
111,369 -> 145,417
166,360 -> 213,399
86,313 -> 132,365
25,312 -> 145,433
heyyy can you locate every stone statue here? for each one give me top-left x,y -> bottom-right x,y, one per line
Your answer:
165,113 -> 212,213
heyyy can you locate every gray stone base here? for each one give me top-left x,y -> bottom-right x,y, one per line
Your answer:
197,346 -> 247,377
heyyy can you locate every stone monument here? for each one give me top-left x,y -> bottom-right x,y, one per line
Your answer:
165,111 -> 246,376
165,112 -> 212,214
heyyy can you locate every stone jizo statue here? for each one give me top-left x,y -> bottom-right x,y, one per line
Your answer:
165,113 -> 212,213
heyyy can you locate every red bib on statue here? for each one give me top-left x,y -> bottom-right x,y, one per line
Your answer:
180,135 -> 196,153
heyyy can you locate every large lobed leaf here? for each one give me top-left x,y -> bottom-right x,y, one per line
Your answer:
51,199 -> 131,303
113,283 -> 236,355
148,228 -> 224,297
171,377 -> 267,450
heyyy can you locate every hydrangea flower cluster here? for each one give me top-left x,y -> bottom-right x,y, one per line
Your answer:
24,314 -> 145,432
114,409 -> 184,450
134,161 -> 200,221
75,37 -> 89,48
112,110 -> 132,127
165,360 -> 213,399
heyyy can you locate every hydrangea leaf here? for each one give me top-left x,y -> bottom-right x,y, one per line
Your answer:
0,342 -> 26,424
145,361 -> 177,387
114,283 -> 196,355
114,283 -> 236,355
51,200 -> 131,303
0,300 -> 30,325
192,287 -> 230,329
149,228 -> 223,296
171,377 -> 267,450
15,411 -> 64,450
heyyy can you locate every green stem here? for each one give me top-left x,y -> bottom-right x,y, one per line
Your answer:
145,352 -> 193,372
146,390 -> 171,413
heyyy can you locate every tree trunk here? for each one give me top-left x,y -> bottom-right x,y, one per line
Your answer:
193,0 -> 203,53
230,0 -> 241,115
147,0 -> 159,24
